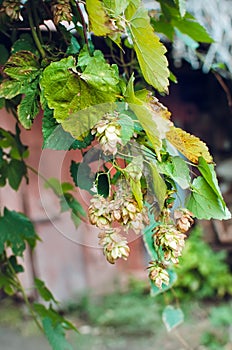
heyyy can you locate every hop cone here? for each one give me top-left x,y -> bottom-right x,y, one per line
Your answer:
91,114 -> 122,155
98,228 -> 130,264
51,0 -> 72,25
0,0 -> 21,20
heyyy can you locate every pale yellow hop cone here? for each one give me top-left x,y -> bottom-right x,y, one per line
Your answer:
154,224 -> 186,264
91,114 -> 122,155
174,208 -> 194,233
98,227 -> 130,264
148,261 -> 170,289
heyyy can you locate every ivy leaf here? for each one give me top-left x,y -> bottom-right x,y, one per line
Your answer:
86,0 -> 111,36
42,317 -> 73,350
162,305 -> 184,332
158,156 -> 191,189
166,126 -> 213,164
7,158 -> 27,190
149,162 -> 167,211
118,113 -> 134,145
126,6 -> 169,92
0,208 -> 38,256
186,177 -> 231,220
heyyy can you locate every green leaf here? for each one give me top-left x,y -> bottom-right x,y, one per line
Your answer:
0,80 -> 24,99
80,50 -> 120,94
103,0 -> 130,16
4,51 -> 40,81
173,13 -> 214,44
162,305 -> 184,332
17,81 -> 40,129
186,177 -> 231,220
34,278 -> 58,303
60,193 -> 85,228
149,162 -> 167,210
142,208 -> 159,260
42,106 -> 79,150
40,56 -> 119,125
11,34 -> 37,54
125,76 -> 171,159
0,126 -> 28,160
44,177 -> 63,196
158,156 -> 191,189
124,156 -> 143,209
126,6 -> 169,92
198,156 -> 226,208
61,103 -> 115,141
70,161 -> 94,193
0,208 -> 38,256
174,28 -> 199,50
118,113 -> 134,145
66,36 -> 80,55
34,303 -> 77,332
151,17 -> 175,41
7,159 -> 27,190
42,317 -> 73,350
0,44 -> 9,64
86,0 -> 111,36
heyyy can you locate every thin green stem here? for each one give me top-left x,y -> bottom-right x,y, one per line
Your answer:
70,0 -> 90,51
8,260 -> 43,332
27,2 -> 46,59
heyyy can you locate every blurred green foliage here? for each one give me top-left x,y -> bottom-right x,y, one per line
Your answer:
173,225 -> 232,299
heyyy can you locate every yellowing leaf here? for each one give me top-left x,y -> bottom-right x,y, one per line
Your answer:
126,6 -> 169,92
125,76 -> 171,159
166,126 -> 213,164
86,0 -> 111,36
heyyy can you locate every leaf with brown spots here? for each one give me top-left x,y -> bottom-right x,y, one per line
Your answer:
166,126 -> 213,164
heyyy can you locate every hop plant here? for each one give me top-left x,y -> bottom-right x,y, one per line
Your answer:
0,0 -> 21,20
154,224 -> 186,264
88,194 -> 112,229
148,261 -> 170,289
51,0 -> 72,25
174,208 -> 194,233
91,114 -> 122,155
98,227 -> 130,264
